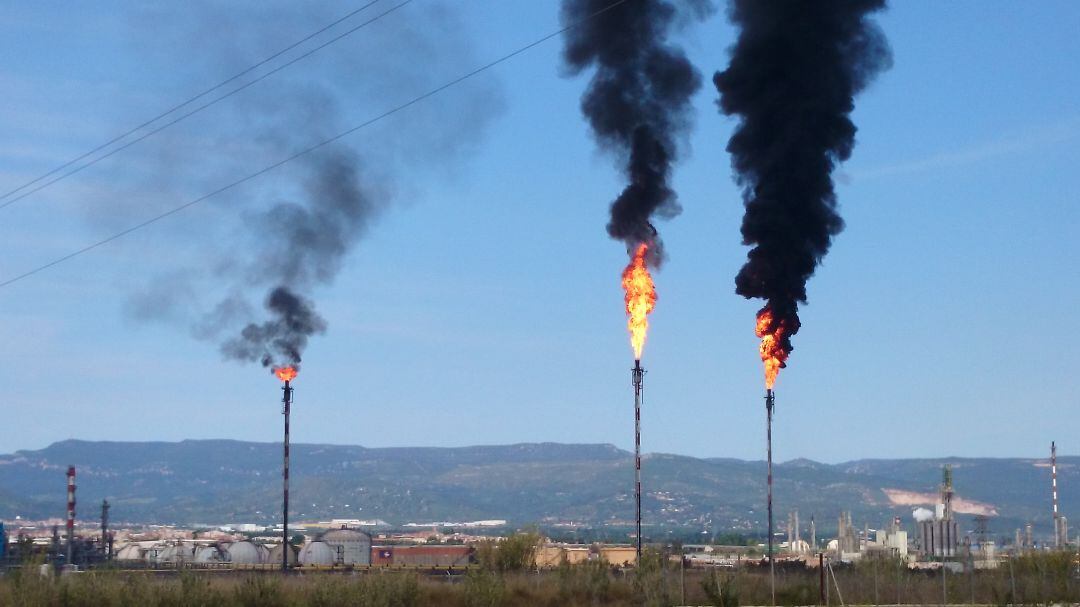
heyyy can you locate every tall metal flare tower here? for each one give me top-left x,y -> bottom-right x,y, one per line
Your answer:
632,359 -> 645,564
282,378 -> 293,572
765,389 -> 775,605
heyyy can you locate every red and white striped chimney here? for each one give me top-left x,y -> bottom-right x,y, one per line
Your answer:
66,465 -> 76,565
1053,442 -> 1060,547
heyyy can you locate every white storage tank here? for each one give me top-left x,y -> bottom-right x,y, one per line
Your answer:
114,543 -> 145,561
156,542 -> 196,565
194,545 -> 224,563
319,529 -> 372,565
268,543 -> 298,565
299,541 -> 335,566
144,543 -> 169,565
225,541 -> 268,564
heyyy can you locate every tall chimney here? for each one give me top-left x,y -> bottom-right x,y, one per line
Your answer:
282,378 -> 293,572
765,389 -> 775,606
66,466 -> 76,566
632,359 -> 645,565
101,500 -> 111,560
1053,441 -> 1061,547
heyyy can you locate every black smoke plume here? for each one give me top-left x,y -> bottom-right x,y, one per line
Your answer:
561,0 -> 712,263
218,147 -> 376,372
715,0 -> 891,359
224,286 -> 326,368
124,2 -> 503,376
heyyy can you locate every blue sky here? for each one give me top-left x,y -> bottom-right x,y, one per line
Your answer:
1,1 -> 1077,462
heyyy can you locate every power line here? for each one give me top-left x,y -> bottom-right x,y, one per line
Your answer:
0,0 -> 630,290
0,0 -> 413,211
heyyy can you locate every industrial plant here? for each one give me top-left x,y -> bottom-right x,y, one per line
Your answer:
2,444 -> 1075,579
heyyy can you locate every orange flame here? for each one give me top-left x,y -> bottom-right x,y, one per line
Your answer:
755,308 -> 788,389
621,243 -> 657,360
274,366 -> 297,382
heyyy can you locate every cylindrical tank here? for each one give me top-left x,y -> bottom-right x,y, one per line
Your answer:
299,541 -> 335,566
319,529 -> 372,565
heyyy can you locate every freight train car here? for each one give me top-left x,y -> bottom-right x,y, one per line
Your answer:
370,544 -> 473,567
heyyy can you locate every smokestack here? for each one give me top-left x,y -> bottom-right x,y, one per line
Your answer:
66,466 -> 75,566
1053,441 -> 1061,547
561,3 -> 708,559
281,377 -> 293,572
715,0 -> 892,385
101,500 -> 110,560
942,465 -> 954,520
765,389 -> 775,604
632,359 -> 645,564
51,524 -> 59,567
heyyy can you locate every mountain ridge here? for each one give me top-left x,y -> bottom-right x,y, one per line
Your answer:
0,440 -> 1071,540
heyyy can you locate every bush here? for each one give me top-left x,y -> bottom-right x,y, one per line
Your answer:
232,576 -> 288,607
556,556 -> 613,603
462,569 -> 505,607
702,571 -> 739,607
634,548 -> 673,607
474,532 -> 540,574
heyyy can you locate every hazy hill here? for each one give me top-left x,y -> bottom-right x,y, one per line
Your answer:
0,440 -> 1071,541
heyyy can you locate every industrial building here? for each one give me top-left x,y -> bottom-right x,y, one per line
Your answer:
836,511 -> 859,557
785,510 -> 812,554
868,517 -> 908,559
915,466 -> 960,559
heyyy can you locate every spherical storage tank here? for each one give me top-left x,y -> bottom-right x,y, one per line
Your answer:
225,541 -> 269,564
114,543 -> 145,561
155,543 -> 197,564
268,542 -> 298,565
299,541 -> 335,566
194,545 -> 224,563
319,529 -> 372,565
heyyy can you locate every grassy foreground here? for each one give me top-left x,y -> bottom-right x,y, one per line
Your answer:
2,551 -> 1079,606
